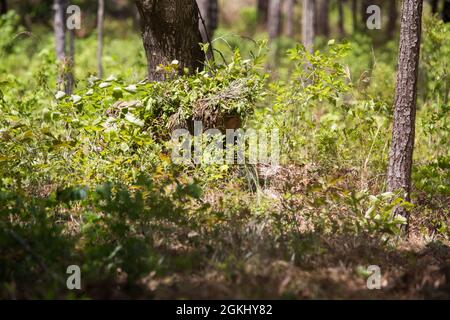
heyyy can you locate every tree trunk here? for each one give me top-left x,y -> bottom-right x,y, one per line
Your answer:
257,0 -> 269,26
430,0 -> 439,13
302,0 -> 315,52
268,0 -> 281,41
53,0 -> 66,91
285,0 -> 295,38
387,0 -> 399,39
315,0 -> 329,37
360,0 -> 372,26
443,0 -> 450,22
97,0 -> 105,78
197,0 -> 219,60
338,0 -> 345,37
387,0 -> 424,220
54,0 -> 66,63
352,0 -> 358,32
66,28 -> 75,95
135,0 -> 205,81
1,0 -> 7,15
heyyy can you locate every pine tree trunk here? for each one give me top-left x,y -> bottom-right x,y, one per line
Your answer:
361,0 -> 372,26
54,0 -> 66,62
53,0 -> 66,91
257,0 -> 269,26
338,0 -> 345,37
387,0 -> 399,39
1,0 -> 7,15
315,0 -> 329,37
285,0 -> 295,38
443,0 -> 450,22
197,0 -> 218,60
135,0 -> 205,81
97,0 -> 105,78
352,0 -> 358,32
387,0 -> 424,219
66,29 -> 75,95
302,0 -> 315,52
430,0 -> 439,13
268,0 -> 281,41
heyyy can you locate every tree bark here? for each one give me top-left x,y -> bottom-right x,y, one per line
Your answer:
54,0 -> 66,63
360,0 -> 372,26
443,0 -> 450,22
302,0 -> 315,52
257,0 -> 269,26
66,28 -> 75,95
135,0 -> 205,81
430,0 -> 439,13
197,0 -> 218,60
315,0 -> 329,37
97,0 -> 105,78
285,0 -> 295,38
338,0 -> 345,37
387,0 -> 424,219
53,0 -> 66,91
352,0 -> 358,32
387,0 -> 399,39
268,0 -> 282,41
1,0 -> 7,15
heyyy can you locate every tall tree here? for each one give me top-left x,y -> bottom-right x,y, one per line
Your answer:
135,0 -> 205,81
268,0 -> 282,41
352,0 -> 358,32
338,0 -> 345,37
387,0 -> 424,221
257,0 -> 269,26
315,0 -> 329,37
430,0 -> 439,13
53,0 -> 66,91
302,0 -> 315,52
197,0 -> 219,60
1,0 -> 7,15
387,0 -> 399,39
67,28 -> 75,94
360,0 -> 372,26
97,0 -> 105,78
54,0 -> 66,64
285,0 -> 296,38
443,0 -> 450,22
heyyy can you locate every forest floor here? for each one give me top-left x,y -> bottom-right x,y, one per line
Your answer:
79,166 -> 450,300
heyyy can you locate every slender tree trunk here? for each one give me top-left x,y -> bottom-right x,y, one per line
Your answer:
443,0 -> 450,22
361,0 -> 372,26
197,0 -> 219,60
97,0 -> 105,78
132,5 -> 141,30
135,0 -> 205,81
387,0 -> 424,221
53,0 -> 66,91
66,28 -> 75,95
54,0 -> 66,63
387,0 -> 399,39
1,0 -> 7,15
268,0 -> 281,41
352,0 -> 358,32
338,0 -> 345,37
257,0 -> 269,26
285,0 -> 295,38
315,0 -> 329,37
430,0 -> 439,13
302,0 -> 315,52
